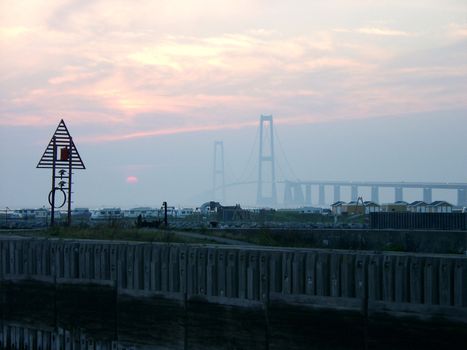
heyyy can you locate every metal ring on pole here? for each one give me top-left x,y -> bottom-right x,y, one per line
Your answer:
48,187 -> 67,208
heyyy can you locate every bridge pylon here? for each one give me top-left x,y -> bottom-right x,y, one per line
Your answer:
213,141 -> 225,203
256,115 -> 277,207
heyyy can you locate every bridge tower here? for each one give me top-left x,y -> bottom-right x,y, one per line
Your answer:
256,115 -> 277,207
213,141 -> 225,203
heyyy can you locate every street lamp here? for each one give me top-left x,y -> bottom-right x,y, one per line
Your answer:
42,206 -> 48,226
5,206 -> 10,227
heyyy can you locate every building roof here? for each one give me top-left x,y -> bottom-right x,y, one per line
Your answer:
331,201 -> 346,207
220,204 -> 242,211
408,201 -> 427,206
363,201 -> 379,206
429,200 -> 453,207
200,201 -> 222,212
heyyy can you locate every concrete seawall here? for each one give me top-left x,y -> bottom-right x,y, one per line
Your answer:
1,237 -> 466,323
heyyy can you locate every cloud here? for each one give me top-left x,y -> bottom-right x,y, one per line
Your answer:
80,111 -> 390,144
334,27 -> 412,37
81,120 -> 259,143
48,66 -> 96,85
357,27 -> 412,37
448,23 -> 467,38
1,1 -> 467,141
0,26 -> 32,39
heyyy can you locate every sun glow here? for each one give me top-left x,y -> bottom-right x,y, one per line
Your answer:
126,176 -> 138,184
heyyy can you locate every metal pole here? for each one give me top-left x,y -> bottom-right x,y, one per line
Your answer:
163,201 -> 168,227
67,138 -> 73,226
51,136 -> 57,226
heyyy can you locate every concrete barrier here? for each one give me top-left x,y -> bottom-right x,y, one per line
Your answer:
0,323 -> 118,350
1,237 -> 466,322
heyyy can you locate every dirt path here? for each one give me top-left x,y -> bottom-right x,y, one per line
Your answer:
170,230 -> 256,246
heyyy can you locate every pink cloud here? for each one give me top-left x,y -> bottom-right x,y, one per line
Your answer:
357,27 -> 412,37
81,120 -> 259,143
79,114 -> 347,144
2,2 -> 467,137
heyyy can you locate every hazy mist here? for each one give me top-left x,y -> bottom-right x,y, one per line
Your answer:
1,0 -> 467,209
0,110 -> 466,209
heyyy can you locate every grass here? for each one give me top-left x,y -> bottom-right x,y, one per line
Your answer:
202,228 -> 278,246
200,228 -> 316,248
21,225 -> 217,244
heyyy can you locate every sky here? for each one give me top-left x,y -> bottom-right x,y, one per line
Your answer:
1,0 -> 467,208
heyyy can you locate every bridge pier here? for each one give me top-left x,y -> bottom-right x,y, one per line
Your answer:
281,181 -> 466,207
371,186 -> 379,203
423,188 -> 432,203
333,185 -> 340,203
284,182 -> 293,206
395,187 -> 403,202
293,184 -> 305,206
318,185 -> 325,206
458,188 -> 467,207
305,185 -> 312,205
351,185 -> 358,202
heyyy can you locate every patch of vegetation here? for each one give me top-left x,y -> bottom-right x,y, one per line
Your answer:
26,225 -> 216,244
255,229 -> 279,246
199,228 -> 323,248
255,211 -> 335,224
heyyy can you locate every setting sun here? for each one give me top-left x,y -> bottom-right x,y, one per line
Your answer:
126,176 -> 138,184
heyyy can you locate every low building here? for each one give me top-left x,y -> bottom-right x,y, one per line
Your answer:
217,204 -> 250,221
15,208 -> 51,220
124,207 -> 159,219
199,201 -> 222,214
331,201 -> 346,215
381,201 -> 408,213
71,207 -> 92,223
363,201 -> 380,214
175,208 -> 194,218
90,208 -> 123,221
279,206 -> 323,214
331,201 -> 379,215
299,206 -> 323,214
343,201 -> 365,215
407,201 -> 428,213
428,201 -> 453,213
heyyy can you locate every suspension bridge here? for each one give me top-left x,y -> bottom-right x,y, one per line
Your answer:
210,115 -> 467,208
